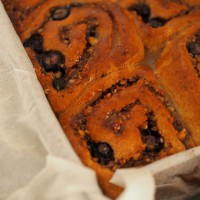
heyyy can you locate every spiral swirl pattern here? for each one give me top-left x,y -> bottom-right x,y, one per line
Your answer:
19,2 -> 144,112
60,65 -> 195,197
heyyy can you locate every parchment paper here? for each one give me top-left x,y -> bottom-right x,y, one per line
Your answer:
0,1 -> 199,200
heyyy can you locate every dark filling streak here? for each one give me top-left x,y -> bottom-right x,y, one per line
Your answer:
171,0 -> 200,9
105,10 -> 118,52
121,156 -> 155,168
90,76 -> 140,107
73,76 -> 140,133
173,119 -> 183,132
145,84 -> 189,136
72,112 -> 87,133
148,84 -> 193,148
64,22 -> 98,82
105,110 -> 124,134
187,31 -> 200,77
59,27 -> 71,45
140,112 -> 164,153
120,100 -> 139,113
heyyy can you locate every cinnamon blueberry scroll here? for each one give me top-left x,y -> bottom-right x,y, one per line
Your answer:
59,65 -> 195,198
13,1 -> 144,113
156,25 -> 200,145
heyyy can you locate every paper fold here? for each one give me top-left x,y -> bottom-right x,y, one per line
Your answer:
111,168 -> 155,200
8,155 -> 109,200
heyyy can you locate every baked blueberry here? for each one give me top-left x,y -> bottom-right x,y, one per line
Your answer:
87,25 -> 96,37
51,6 -> 70,20
52,77 -> 67,91
141,128 -> 164,152
23,33 -> 43,53
41,51 -> 65,72
140,117 -> 164,153
143,135 -> 159,152
147,17 -> 166,28
98,142 -> 111,156
187,42 -> 200,55
128,4 -> 150,23
87,141 -> 114,165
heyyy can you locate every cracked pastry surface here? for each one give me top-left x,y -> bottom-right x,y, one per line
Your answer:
1,0 -> 200,199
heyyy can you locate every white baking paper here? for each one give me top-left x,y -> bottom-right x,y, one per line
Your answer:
1,1 -> 200,200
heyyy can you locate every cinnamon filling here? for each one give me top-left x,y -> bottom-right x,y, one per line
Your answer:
187,31 -> 200,76
140,112 -> 164,153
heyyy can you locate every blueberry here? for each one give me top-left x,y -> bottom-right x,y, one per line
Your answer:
87,25 -> 96,38
143,135 -> 159,152
51,7 -> 70,20
128,4 -> 150,23
87,141 -> 114,165
187,42 -> 200,56
140,117 -> 164,153
98,143 -> 111,156
23,33 -> 43,53
41,51 -> 65,72
52,77 -> 67,91
147,17 -> 166,28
